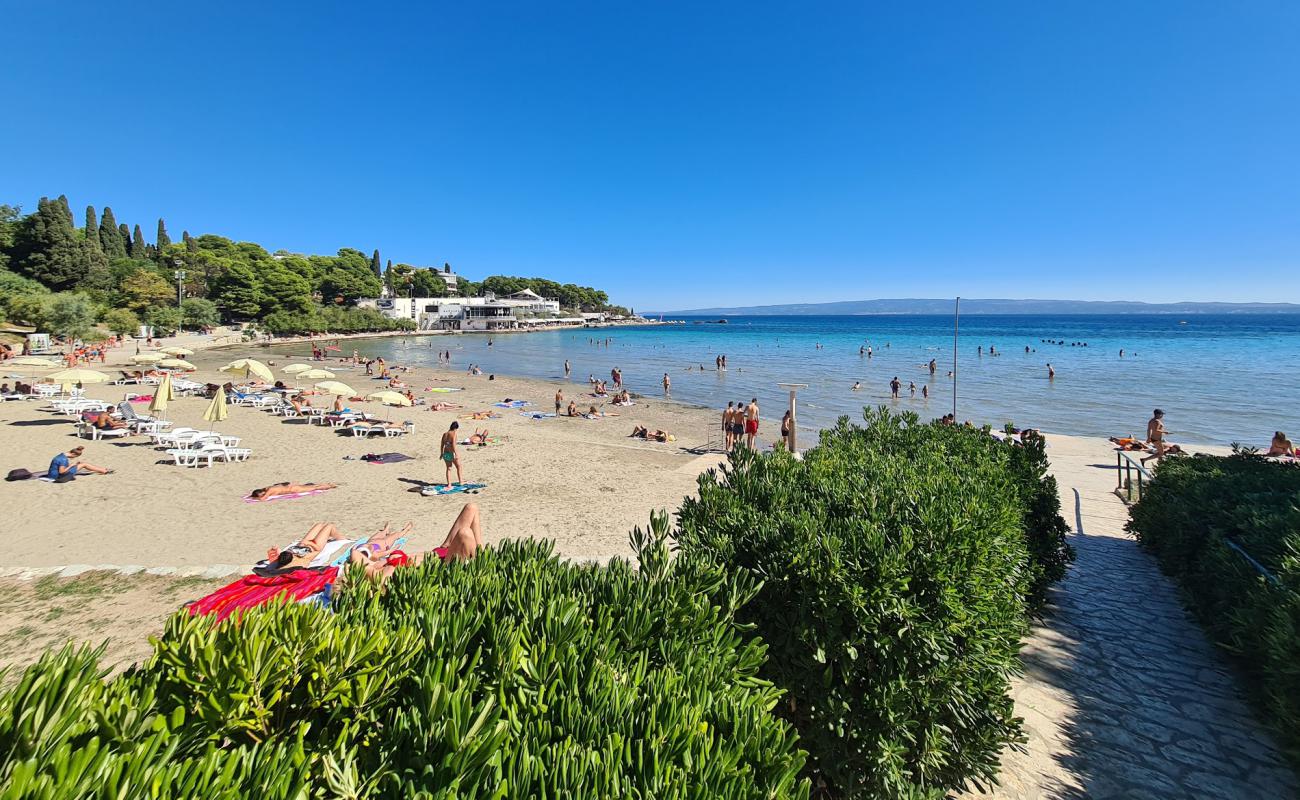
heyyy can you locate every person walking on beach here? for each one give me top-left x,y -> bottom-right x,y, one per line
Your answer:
723,402 -> 734,449
745,398 -> 760,448
1144,409 -> 1168,463
890,377 -> 901,398
662,373 -> 671,396
440,421 -> 463,489
555,389 -> 563,416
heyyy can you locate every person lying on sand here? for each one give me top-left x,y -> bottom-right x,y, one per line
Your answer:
429,401 -> 462,411
460,411 -> 498,420
584,405 -> 618,419
349,522 -> 414,568
464,428 -> 490,446
631,425 -> 672,443
249,481 -> 338,501
363,503 -> 484,581
262,521 -> 350,567
1109,436 -> 1146,451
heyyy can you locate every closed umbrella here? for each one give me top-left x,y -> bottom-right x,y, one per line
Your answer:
162,347 -> 194,356
158,358 -> 196,370
365,390 -> 412,421
299,368 -> 336,380
149,372 -> 175,417
202,386 -> 228,426
220,358 -> 273,382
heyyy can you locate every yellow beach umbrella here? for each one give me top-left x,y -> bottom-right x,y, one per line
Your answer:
161,347 -> 194,356
202,386 -> 228,424
365,390 -> 412,407
9,356 -> 60,368
281,363 -> 314,374
133,353 -> 165,363
158,358 -> 196,370
149,372 -> 175,416
299,368 -> 335,380
220,358 -> 273,382
314,381 -> 356,396
46,368 -> 111,392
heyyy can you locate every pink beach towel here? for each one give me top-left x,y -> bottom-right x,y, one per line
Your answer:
243,489 -> 330,504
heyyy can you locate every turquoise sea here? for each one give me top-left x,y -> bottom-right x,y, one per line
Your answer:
350,314 -> 1299,447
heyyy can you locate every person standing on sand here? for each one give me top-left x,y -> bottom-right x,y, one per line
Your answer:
441,421 -> 463,489
662,373 -> 671,396
723,402 -> 734,449
745,398 -> 760,448
555,389 -> 563,416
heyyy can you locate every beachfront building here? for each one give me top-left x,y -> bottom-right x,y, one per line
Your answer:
359,290 -> 575,331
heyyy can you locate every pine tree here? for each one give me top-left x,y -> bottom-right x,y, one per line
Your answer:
82,205 -> 109,283
13,197 -> 86,289
371,249 -> 382,278
156,218 -> 171,249
131,224 -> 147,258
99,207 -> 127,258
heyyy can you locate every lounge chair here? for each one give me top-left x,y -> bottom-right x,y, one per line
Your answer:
76,421 -> 132,440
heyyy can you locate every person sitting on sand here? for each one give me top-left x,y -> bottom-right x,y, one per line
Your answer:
249,482 -> 338,501
1267,431 -> 1296,458
631,425 -> 671,443
566,400 -> 579,417
48,445 -> 112,480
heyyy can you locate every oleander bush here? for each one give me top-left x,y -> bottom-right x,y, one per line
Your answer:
674,409 -> 1073,798
0,532 -> 809,799
1127,453 -> 1300,762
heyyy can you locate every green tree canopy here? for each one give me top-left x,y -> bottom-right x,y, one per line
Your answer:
98,207 -> 127,259
119,269 -> 175,313
410,268 -> 448,297
156,218 -> 171,250
181,297 -> 220,329
12,197 -> 86,290
211,262 -> 264,318
45,292 -> 98,341
100,307 -> 140,336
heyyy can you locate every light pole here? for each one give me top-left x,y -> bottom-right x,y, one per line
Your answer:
173,259 -> 186,334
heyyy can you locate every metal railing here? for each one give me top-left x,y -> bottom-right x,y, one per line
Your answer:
1115,450 -> 1153,503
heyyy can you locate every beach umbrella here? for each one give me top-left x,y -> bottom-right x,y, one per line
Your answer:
161,347 -> 194,356
281,363 -> 314,374
299,368 -> 336,380
149,372 -> 175,417
46,368 -> 111,392
9,356 -> 60,383
365,390 -> 412,421
220,358 -> 273,382
158,358 -> 196,370
314,380 -> 356,396
202,386 -> 228,425
133,353 -> 165,363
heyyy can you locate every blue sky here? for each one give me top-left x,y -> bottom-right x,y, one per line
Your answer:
3,2 -> 1298,310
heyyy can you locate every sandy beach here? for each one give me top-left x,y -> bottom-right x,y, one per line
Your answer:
0,333 -> 729,572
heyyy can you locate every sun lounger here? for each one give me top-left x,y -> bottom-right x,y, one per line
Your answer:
76,421 -> 132,441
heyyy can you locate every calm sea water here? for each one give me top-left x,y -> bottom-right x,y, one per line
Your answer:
347,314 -> 1299,446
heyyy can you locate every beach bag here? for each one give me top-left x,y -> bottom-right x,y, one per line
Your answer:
5,468 -> 34,482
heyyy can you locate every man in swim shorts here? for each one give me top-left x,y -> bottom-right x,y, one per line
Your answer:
745,397 -> 760,448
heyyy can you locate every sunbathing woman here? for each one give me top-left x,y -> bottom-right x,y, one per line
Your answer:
349,522 -> 414,568
261,521 -> 349,569
465,428 -> 490,445
461,410 -> 496,420
631,425 -> 671,442
1267,431 -> 1296,457
364,503 -> 484,581
429,401 -> 462,411
249,481 -> 338,501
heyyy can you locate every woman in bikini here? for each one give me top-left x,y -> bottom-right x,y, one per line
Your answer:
249,481 -> 338,501
364,504 -> 484,581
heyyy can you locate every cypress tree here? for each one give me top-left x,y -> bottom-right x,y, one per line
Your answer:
82,205 -> 109,282
156,218 -> 171,249
119,223 -> 130,251
99,206 -> 127,258
371,249 -> 382,278
56,195 -> 74,226
185,231 -> 198,253
131,224 -> 147,258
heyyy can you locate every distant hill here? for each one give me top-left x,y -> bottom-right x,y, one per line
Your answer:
651,298 -> 1300,316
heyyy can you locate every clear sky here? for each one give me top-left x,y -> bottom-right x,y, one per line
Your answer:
3,2 -> 1298,310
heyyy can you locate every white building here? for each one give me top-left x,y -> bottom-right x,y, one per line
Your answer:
360,290 -> 567,332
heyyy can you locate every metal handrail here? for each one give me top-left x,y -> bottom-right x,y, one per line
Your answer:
1115,450 -> 1153,503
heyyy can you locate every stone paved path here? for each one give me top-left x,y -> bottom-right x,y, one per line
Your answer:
966,435 -> 1297,799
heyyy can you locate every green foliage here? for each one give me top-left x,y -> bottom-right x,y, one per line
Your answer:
479,275 -> 613,310
410,268 -> 447,297
1003,429 -> 1075,611
1127,454 -> 1300,763
0,268 -> 49,324
145,306 -> 182,336
100,307 -> 140,337
674,409 -> 1069,798
0,537 -> 809,798
156,218 -> 171,250
0,205 -> 20,271
181,297 -> 220,329
211,262 -> 264,318
97,207 -> 127,259
260,306 -> 415,336
118,269 -> 174,313
11,197 -> 85,290
44,293 -> 99,342
130,224 -> 148,259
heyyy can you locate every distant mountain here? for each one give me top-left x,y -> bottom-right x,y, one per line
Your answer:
651,298 -> 1300,316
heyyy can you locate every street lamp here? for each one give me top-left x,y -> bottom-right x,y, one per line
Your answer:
173,259 -> 186,334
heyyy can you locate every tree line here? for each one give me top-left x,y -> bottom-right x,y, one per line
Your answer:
0,194 -> 627,340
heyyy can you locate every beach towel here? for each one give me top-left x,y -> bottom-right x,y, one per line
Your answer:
494,400 -> 530,408
519,411 -> 556,420
243,488 -> 331,503
459,412 -> 501,420
189,567 -> 338,622
427,387 -> 463,393
420,482 -> 486,496
361,452 -> 413,464
459,437 -> 503,446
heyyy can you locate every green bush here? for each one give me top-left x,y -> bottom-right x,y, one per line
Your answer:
1127,453 -> 1300,762
673,409 -> 1069,798
0,532 -> 809,798
1003,429 -> 1075,612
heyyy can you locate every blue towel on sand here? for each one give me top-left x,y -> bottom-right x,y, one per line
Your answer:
493,400 -> 529,408
420,482 -> 486,496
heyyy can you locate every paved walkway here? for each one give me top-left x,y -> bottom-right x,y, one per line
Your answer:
967,435 -> 1296,799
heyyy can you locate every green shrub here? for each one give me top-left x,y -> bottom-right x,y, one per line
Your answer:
674,409 -> 1069,798
1128,453 -> 1300,763
1003,429 -> 1075,612
0,533 -> 809,798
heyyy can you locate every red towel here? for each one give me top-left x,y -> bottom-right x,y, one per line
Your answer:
189,568 -> 338,622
